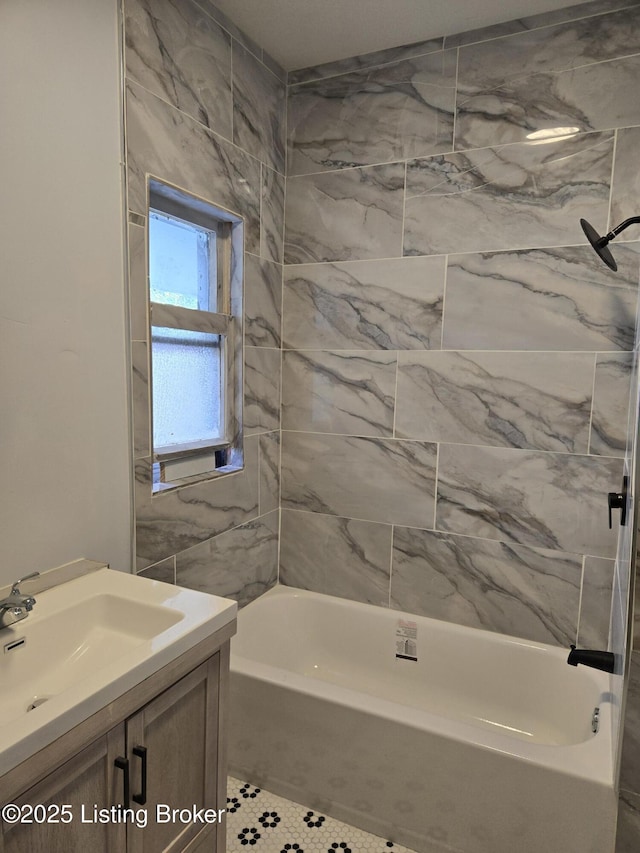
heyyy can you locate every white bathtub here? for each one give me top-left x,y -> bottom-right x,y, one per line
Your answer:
229,586 -> 617,853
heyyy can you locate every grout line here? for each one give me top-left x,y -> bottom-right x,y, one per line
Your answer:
433,443 -> 440,531
576,555 -> 587,645
391,352 -> 400,438
452,47 -> 460,151
587,351 -> 599,455
440,254 -> 449,350
388,524 -> 394,608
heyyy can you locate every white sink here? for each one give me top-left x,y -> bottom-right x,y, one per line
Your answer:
0,567 -> 236,775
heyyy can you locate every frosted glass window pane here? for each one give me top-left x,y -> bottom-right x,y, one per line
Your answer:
149,212 -> 217,311
152,327 -> 222,448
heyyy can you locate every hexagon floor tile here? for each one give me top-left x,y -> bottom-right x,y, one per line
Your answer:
226,777 -> 416,853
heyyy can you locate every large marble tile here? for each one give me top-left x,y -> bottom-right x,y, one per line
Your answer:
395,351 -> 593,452
244,254 -> 282,348
620,651 -> 640,794
436,443 -> 623,558
193,0 -> 264,60
244,346 -> 281,435
126,80 -> 261,253
578,556 -> 615,649
259,431 -> 280,516
456,53 -> 640,151
288,50 -> 457,176
288,37 -> 445,85
443,245 -> 639,352
124,0 -> 232,138
444,0 -> 639,49
131,341 -> 150,459
284,163 -> 405,264
617,790 -> 640,852
611,126 -> 640,228
282,350 -> 396,437
280,509 -> 392,606
404,131 -> 614,257
283,257 -> 445,350
281,432 -> 437,528
176,510 -> 278,607
261,165 -> 285,264
134,434 -> 259,566
456,5 -> 640,90
390,527 -> 581,645
591,353 -> 634,456
232,41 -> 285,173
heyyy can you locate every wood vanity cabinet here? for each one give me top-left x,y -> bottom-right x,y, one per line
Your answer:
0,623 -> 234,853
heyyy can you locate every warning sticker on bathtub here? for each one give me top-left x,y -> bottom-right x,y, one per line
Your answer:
395,619 -> 418,661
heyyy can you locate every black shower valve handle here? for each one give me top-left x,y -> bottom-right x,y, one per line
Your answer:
608,476 -> 628,529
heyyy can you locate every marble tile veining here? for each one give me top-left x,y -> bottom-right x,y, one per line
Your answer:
131,341 -> 150,459
282,349 -> 396,437
578,556 -> 615,649
456,53 -> 640,151
611,126 -> 640,229
125,0 -> 233,139
232,41 -> 286,173
284,163 -> 405,264
391,527 -> 581,646
436,443 -> 622,558
280,510 -> 392,606
590,352 -> 634,456
244,346 -> 281,435
259,431 -> 280,516
288,50 -> 457,176
244,254 -> 282,348
128,223 -> 147,342
176,510 -> 278,607
126,80 -> 261,253
261,166 -> 285,264
395,350 -> 593,452
404,131 -> 614,257
281,431 -> 437,528
283,256 -> 445,350
443,245 -> 638,352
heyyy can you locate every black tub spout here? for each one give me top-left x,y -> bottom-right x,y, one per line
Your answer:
567,644 -> 616,674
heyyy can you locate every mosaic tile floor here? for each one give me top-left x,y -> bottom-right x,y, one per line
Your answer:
226,777 -> 415,853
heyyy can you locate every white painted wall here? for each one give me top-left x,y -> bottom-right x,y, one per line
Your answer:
0,0 -> 132,585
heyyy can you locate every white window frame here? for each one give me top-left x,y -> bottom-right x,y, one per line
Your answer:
147,178 -> 243,491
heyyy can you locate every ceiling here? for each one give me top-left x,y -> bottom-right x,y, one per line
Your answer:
213,0 -> 590,71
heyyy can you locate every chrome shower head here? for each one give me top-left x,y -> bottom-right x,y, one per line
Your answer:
580,215 -> 640,272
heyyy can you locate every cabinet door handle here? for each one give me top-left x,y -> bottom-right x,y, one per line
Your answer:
132,745 -> 148,805
114,756 -> 130,808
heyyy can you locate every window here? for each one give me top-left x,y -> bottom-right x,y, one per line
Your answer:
147,180 -> 243,491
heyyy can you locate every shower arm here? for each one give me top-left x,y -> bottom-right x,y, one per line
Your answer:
597,216 -> 640,247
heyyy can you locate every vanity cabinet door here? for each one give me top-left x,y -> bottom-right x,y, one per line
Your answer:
126,654 -> 223,853
0,729 -> 126,853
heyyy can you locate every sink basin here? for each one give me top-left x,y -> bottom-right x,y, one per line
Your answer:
0,566 -> 236,775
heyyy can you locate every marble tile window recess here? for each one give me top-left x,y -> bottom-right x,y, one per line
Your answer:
443,245 -> 639,352
288,50 -> 457,176
281,350 -> 396,437
175,510 -> 279,607
134,434 -> 260,568
261,166 -> 285,264
244,254 -> 282,348
131,340 -> 150,460
611,126 -> 640,228
232,41 -> 286,174
244,347 -> 281,435
436,443 -> 623,558
124,0 -> 233,139
591,353 -> 634,457
577,556 -> 615,649
279,510 -> 392,607
128,223 -> 147,341
456,54 -> 640,151
281,431 -> 437,528
284,163 -> 405,265
126,81 -> 261,253
403,131 -> 614,257
390,527 -> 582,646
395,351 -> 593,452
283,256 -> 445,351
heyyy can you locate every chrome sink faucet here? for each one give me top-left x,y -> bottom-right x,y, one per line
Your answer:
0,572 -> 40,629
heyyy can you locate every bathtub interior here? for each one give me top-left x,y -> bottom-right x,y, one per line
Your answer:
232,585 -> 609,748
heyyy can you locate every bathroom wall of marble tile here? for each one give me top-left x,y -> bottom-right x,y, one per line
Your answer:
122,0 -> 284,605
281,0 -> 640,662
